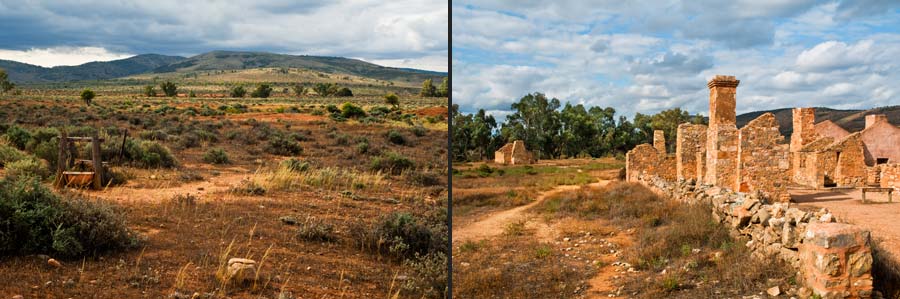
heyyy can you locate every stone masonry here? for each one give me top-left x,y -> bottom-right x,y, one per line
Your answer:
736,113 -> 791,201
494,140 -> 535,165
705,75 -> 740,190
676,123 -> 706,181
800,223 -> 873,298
653,130 -> 666,153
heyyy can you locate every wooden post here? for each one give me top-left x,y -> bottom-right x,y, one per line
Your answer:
91,131 -> 103,190
861,189 -> 867,204
55,130 -> 68,188
119,130 -> 128,161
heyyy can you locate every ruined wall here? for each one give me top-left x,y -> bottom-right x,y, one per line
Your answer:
736,113 -> 791,201
829,133 -> 867,187
626,144 -> 660,182
793,137 -> 836,188
705,75 -> 740,190
676,123 -> 707,181
816,120 -> 850,141
791,108 -> 818,153
494,140 -> 535,165
639,176 -> 873,298
881,163 -> 900,191
653,130 -> 666,153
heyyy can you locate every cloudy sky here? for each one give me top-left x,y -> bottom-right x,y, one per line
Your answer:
453,0 -> 900,119
0,0 -> 448,71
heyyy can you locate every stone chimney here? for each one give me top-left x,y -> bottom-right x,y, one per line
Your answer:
865,114 -> 887,129
790,108 -> 817,152
653,130 -> 666,153
707,75 -> 740,129
705,75 -> 741,188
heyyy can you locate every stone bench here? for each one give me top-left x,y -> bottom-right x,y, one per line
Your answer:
861,187 -> 893,203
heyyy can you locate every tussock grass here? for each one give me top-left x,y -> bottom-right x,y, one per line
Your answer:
253,163 -> 387,192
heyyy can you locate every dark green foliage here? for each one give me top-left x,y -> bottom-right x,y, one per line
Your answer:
0,143 -> 28,166
411,125 -> 427,137
251,84 -> 273,98
5,125 -> 31,149
160,81 -> 177,97
143,85 -> 156,97
351,210 -> 447,261
387,129 -> 406,145
124,140 -> 177,168
437,77 -> 449,97
281,158 -> 310,172
313,83 -> 339,96
368,106 -> 393,118
340,102 -> 366,119
291,83 -> 307,96
0,68 -> 15,93
202,148 -> 230,164
80,89 -> 95,105
384,93 -> 400,108
420,79 -> 437,97
325,104 -> 340,114
370,151 -> 414,174
5,158 -> 50,180
334,87 -> 353,97
0,177 -> 138,257
230,85 -> 247,98
265,135 -> 302,156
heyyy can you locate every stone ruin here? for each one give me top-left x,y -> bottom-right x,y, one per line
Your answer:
494,140 -> 536,165
624,75 -> 900,298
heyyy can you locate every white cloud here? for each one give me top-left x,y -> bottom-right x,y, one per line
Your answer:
796,40 -> 874,71
0,47 -> 134,67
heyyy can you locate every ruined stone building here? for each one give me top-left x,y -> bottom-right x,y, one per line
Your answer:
494,140 -> 536,165
626,75 -> 900,201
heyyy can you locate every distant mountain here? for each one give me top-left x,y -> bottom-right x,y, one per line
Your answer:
736,105 -> 900,137
151,51 -> 444,83
0,54 -> 186,83
0,50 -> 446,84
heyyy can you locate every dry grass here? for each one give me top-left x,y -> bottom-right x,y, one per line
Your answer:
254,163 -> 388,192
532,182 -> 795,298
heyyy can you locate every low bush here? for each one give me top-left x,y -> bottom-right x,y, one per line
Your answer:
5,158 -> 51,180
370,152 -> 414,175
0,177 -> 139,257
202,148 -> 230,164
125,140 -> 177,168
281,158 -> 310,172
296,216 -> 337,242
386,130 -> 406,145
5,125 -> 31,149
340,102 -> 366,119
265,135 -> 303,156
0,142 -> 28,166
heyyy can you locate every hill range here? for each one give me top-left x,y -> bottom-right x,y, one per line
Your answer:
0,50 -> 446,84
736,105 -> 900,137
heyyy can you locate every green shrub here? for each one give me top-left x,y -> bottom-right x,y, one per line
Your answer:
402,252 -> 448,298
0,177 -> 138,257
334,87 -> 353,97
340,102 -> 366,119
80,89 -> 95,104
325,104 -> 340,114
5,125 -> 31,149
5,158 -> 50,180
387,130 -> 406,145
368,106 -> 392,118
370,152 -> 414,175
251,84 -> 273,98
296,216 -> 337,242
230,86 -> 247,98
411,125 -> 427,137
125,140 -> 177,168
202,148 -> 230,164
0,143 -> 28,166
160,81 -> 177,97
265,135 -> 302,156
281,158 -> 309,172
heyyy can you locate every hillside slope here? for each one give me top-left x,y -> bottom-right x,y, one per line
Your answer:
0,50 -> 445,84
736,105 -> 900,137
0,54 -> 186,83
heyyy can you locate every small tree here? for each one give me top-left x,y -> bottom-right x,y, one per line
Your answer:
313,83 -> 338,97
291,83 -> 306,96
420,79 -> 437,97
80,89 -> 95,105
188,90 -> 196,98
251,84 -> 273,98
160,81 -> 177,97
230,86 -> 246,98
437,77 -> 449,97
143,85 -> 156,97
334,87 -> 353,97
0,69 -> 15,94
384,93 -> 400,109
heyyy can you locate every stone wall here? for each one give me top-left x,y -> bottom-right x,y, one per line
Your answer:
626,144 -> 660,182
494,140 -> 535,165
736,113 -> 791,201
828,133 -> 867,187
705,75 -> 741,190
653,130 -> 666,153
791,107 -> 818,153
881,163 -> 900,191
637,175 -> 873,298
676,123 -> 707,181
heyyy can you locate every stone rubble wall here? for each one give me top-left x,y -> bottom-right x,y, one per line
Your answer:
637,175 -> 873,299
676,123 -> 707,181
625,144 -> 675,182
737,113 -> 791,201
881,163 -> 900,191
